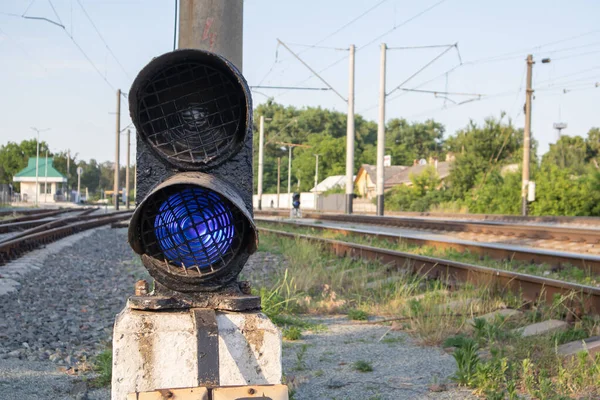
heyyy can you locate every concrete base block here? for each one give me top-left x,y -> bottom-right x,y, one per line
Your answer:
111,308 -> 282,400
513,319 -> 568,337
466,308 -> 522,327
557,336 -> 600,359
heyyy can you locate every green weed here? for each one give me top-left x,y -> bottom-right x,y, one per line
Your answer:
352,360 -> 373,372
347,309 -> 368,321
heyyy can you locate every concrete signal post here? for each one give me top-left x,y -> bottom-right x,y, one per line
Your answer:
111,50 -> 287,400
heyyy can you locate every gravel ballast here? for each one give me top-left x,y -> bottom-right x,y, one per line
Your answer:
0,227 -> 144,399
0,227 -> 476,399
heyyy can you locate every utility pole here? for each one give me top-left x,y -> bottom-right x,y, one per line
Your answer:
66,149 -> 70,201
287,147 -> 292,208
126,129 -> 131,209
345,44 -> 356,214
376,43 -> 387,216
522,54 -> 534,216
314,154 -> 320,211
276,142 -> 311,209
114,89 -> 121,210
44,150 -> 48,203
277,157 -> 281,209
178,0 -> 243,71
257,116 -> 265,210
30,127 -> 50,206
134,164 -> 137,205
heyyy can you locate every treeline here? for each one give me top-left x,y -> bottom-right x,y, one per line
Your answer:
2,101 -> 598,215
385,120 -> 600,216
0,139 -> 133,200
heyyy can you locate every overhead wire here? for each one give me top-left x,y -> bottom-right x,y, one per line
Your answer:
258,0 -> 390,88
272,0 -> 450,101
357,0 -> 449,50
387,44 -> 457,96
22,0 -> 119,92
76,0 -> 131,79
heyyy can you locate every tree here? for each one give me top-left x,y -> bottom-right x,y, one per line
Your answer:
52,150 -> 78,191
0,139 -> 50,186
252,100 -> 377,194
385,118 -> 445,166
445,115 -> 527,198
586,127 -> 600,167
542,135 -> 587,173
529,164 -> 600,216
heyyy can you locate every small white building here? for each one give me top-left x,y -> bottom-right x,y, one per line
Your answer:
13,157 -> 68,203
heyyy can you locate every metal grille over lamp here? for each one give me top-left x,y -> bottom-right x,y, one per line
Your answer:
128,49 -> 256,293
131,50 -> 249,170
140,186 -> 246,274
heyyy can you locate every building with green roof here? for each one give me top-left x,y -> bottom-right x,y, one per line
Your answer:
13,157 -> 67,203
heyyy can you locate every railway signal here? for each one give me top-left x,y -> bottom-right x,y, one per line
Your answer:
112,49 -> 286,400
127,49 -> 257,293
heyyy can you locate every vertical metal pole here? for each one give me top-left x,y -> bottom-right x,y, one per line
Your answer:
287,147 -> 292,209
345,44 -> 356,214
376,43 -> 387,216
314,154 -> 319,211
134,164 -> 137,205
66,149 -> 70,201
178,0 -> 243,71
77,169 -> 81,201
44,150 -> 48,203
35,133 -> 39,206
114,89 -> 121,210
257,116 -> 265,210
522,54 -> 534,216
126,129 -> 131,210
277,157 -> 281,208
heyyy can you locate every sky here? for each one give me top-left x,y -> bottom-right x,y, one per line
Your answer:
0,0 -> 599,167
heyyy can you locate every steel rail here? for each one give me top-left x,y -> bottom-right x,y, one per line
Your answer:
256,218 -> 600,274
256,209 -> 600,225
0,208 -> 91,229
0,208 -> 50,217
0,210 -> 132,244
0,208 -> 99,233
254,210 -> 600,244
0,212 -> 132,266
260,228 -> 600,313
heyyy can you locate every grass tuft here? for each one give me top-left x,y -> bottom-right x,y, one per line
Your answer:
347,309 -> 368,321
283,327 -> 302,341
90,349 -> 112,388
352,360 -> 373,372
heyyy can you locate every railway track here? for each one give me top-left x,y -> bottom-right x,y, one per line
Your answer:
260,227 -> 600,314
377,210 -> 600,226
0,211 -> 132,266
0,207 -> 98,234
256,218 -> 600,275
255,210 -> 600,245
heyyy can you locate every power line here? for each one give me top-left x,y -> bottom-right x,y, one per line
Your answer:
258,0 -> 389,87
296,0 -> 390,56
286,42 -> 348,51
256,43 -> 280,86
21,1 -> 119,92
0,24 -> 46,72
401,88 -> 483,96
387,44 -> 455,50
552,48 -> 600,61
270,0 -> 449,101
47,0 -> 63,26
76,0 -> 131,79
251,85 -> 331,91
387,44 -> 457,96
357,0 -> 449,50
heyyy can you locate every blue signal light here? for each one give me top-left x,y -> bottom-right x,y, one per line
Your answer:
154,187 -> 235,271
